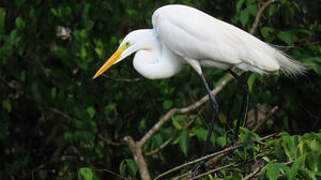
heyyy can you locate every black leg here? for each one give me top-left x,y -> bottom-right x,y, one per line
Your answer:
191,73 -> 219,175
227,70 -> 249,143
199,73 -> 219,156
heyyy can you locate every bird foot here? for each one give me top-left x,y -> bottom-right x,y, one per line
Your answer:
190,161 -> 205,178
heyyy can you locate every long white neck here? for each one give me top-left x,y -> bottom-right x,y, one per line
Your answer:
132,30 -> 184,79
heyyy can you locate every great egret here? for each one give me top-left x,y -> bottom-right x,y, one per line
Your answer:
93,4 -> 305,157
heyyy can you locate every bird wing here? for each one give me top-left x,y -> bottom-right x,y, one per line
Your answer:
152,5 -> 280,72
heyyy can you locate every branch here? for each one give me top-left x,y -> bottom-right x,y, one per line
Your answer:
189,162 -> 240,180
98,135 -> 126,146
145,135 -> 175,156
242,160 -> 264,180
154,144 -> 241,180
138,73 -> 234,147
252,106 -> 278,133
124,136 -> 151,180
250,0 -> 277,34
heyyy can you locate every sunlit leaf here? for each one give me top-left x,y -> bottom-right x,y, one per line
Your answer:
86,107 -> 96,118
78,168 -> 94,180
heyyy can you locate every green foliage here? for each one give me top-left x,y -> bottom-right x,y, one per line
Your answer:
1,0 -> 320,179
120,159 -> 138,178
258,132 -> 321,180
78,168 -> 94,180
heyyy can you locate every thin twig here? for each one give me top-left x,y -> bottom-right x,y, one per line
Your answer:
243,162 -> 263,180
49,107 -> 74,120
189,162 -> 240,180
252,106 -> 278,133
98,135 -> 126,146
145,135 -> 175,156
154,145 -> 241,180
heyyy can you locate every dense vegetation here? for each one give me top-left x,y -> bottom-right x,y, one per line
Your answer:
1,0 -> 320,179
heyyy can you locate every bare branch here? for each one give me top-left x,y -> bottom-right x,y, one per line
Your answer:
98,135 -> 126,146
242,162 -> 263,180
189,162 -> 240,180
49,107 -> 74,120
252,106 -> 278,133
138,74 -> 234,147
154,144 -> 241,180
145,135 -> 175,156
124,136 -> 151,180
250,0 -> 277,34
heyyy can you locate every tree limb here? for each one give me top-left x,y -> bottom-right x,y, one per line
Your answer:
138,74 -> 234,147
250,0 -> 277,34
98,135 -> 126,146
154,144 -> 241,180
189,162 -> 240,180
124,136 -> 151,180
145,135 -> 175,156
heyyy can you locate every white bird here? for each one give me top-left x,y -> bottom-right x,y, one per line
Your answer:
93,4 -> 305,156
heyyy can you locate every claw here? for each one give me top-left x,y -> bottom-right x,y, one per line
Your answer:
190,161 -> 205,177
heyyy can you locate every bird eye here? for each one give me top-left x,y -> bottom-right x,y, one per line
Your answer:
125,42 -> 130,47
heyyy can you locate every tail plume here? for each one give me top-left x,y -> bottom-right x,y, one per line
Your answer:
275,49 -> 307,77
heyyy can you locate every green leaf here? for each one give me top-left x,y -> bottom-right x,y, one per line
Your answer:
236,0 -> 245,13
2,99 -> 12,112
266,164 -> 280,180
298,168 -> 317,180
172,117 -> 183,130
78,167 -> 94,180
248,4 -> 258,16
163,100 -> 173,110
240,9 -> 250,27
119,160 -> 126,176
15,17 -> 25,28
277,31 -> 294,45
261,27 -> 274,39
151,133 -> 163,150
179,131 -> 189,156
262,156 -> 270,163
51,88 -> 57,100
268,4 -> 278,16
247,73 -> 256,92
216,136 -> 226,147
194,128 -> 208,142
86,107 -> 96,118
126,159 -> 138,178
308,62 -> 321,74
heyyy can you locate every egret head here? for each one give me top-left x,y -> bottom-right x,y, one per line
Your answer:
93,29 -> 154,79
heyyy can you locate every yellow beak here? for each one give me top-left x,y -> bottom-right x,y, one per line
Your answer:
93,47 -> 124,79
